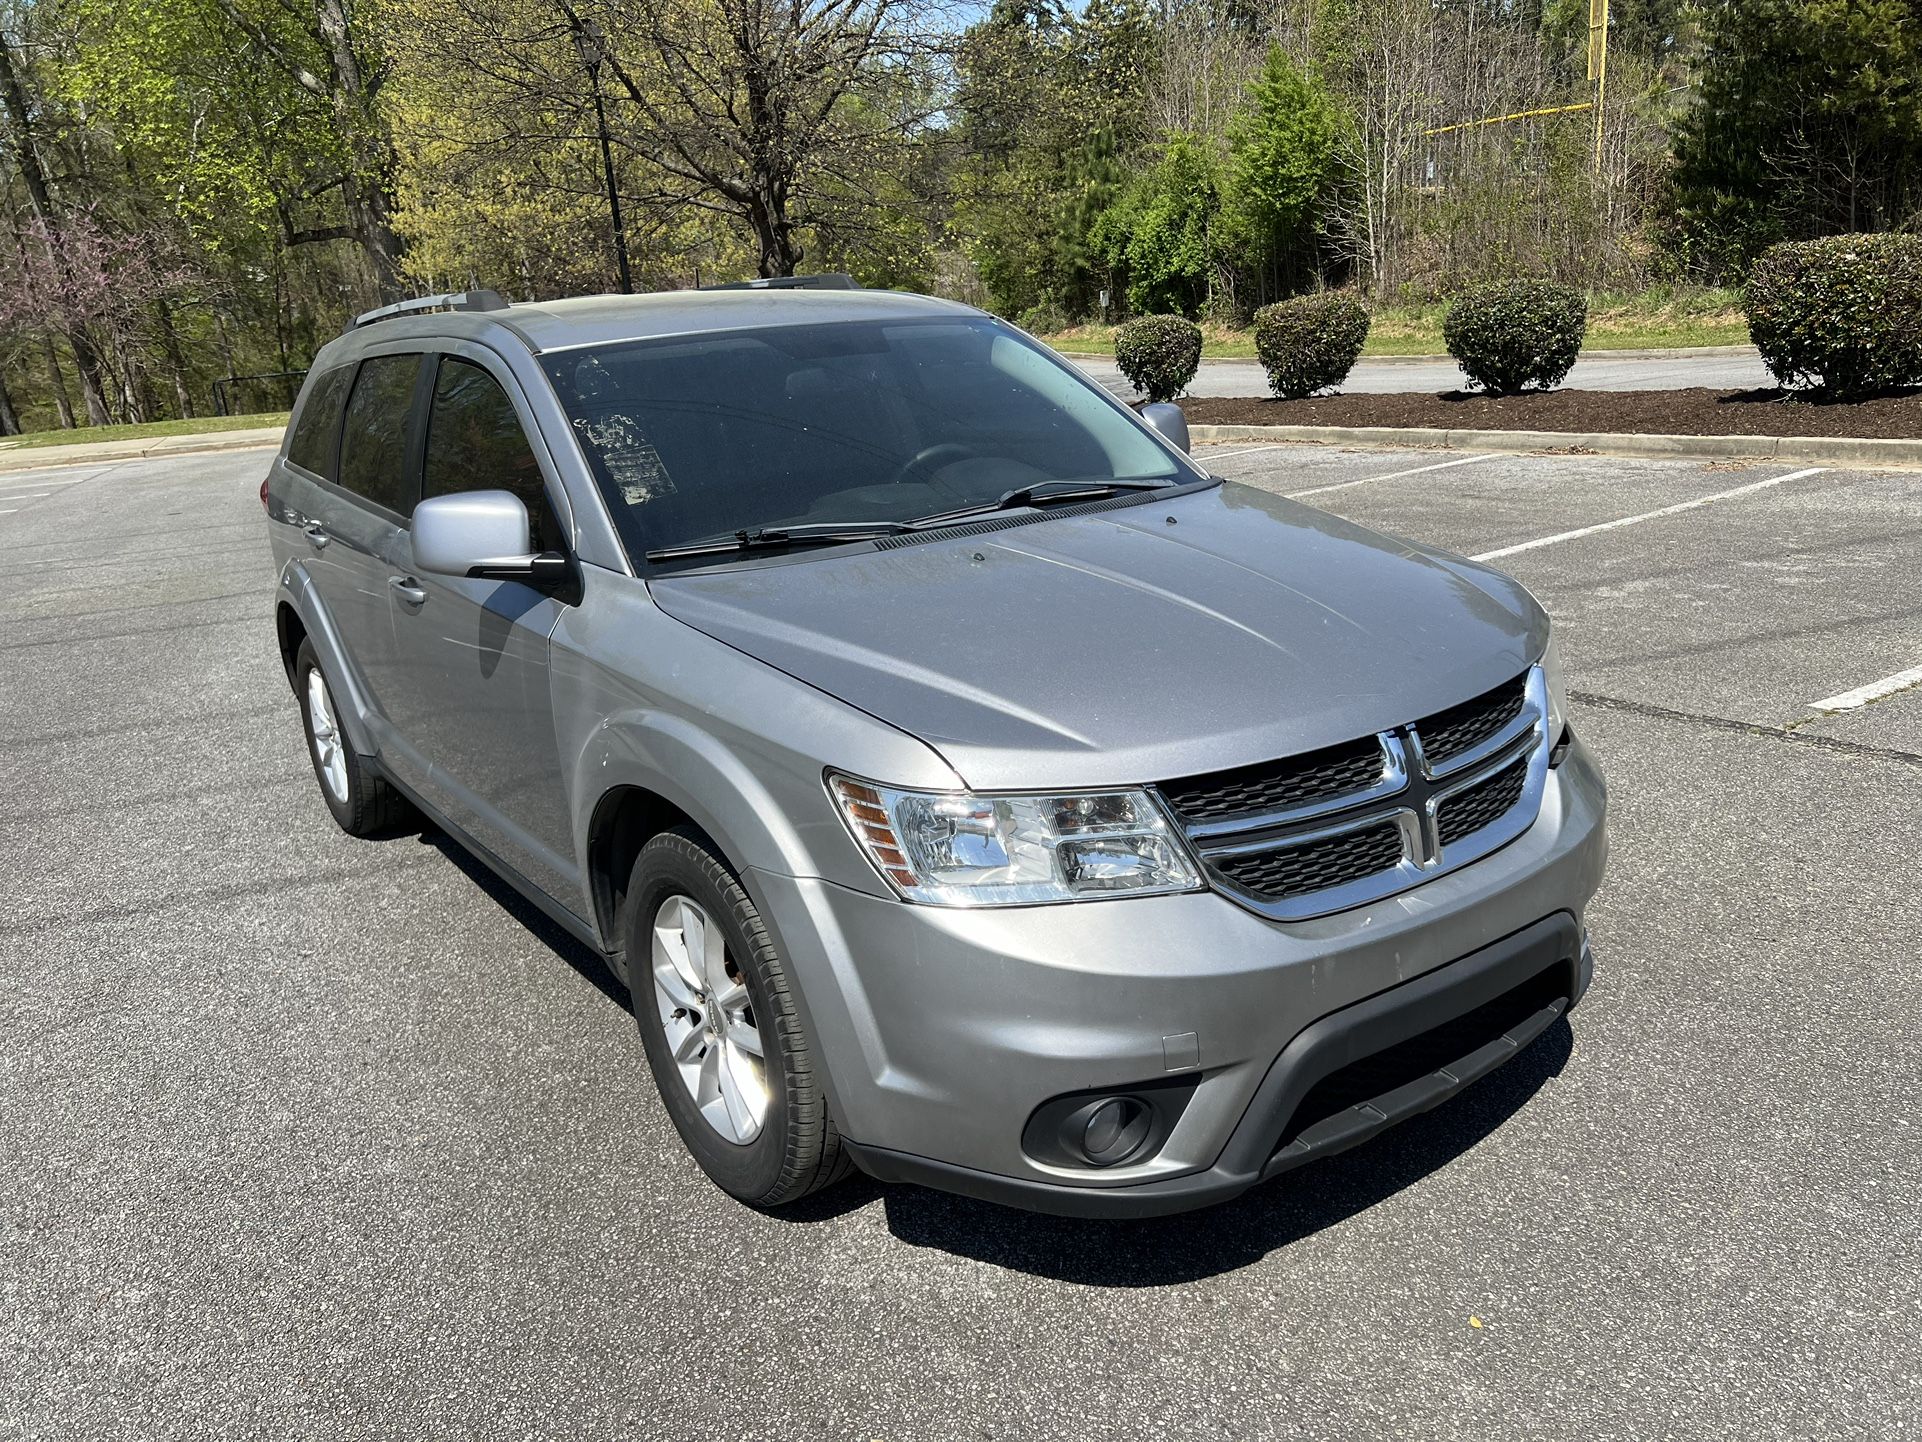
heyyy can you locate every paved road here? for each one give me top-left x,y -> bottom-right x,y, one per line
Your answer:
1075,348 -> 1775,399
3,445 -> 1919,1439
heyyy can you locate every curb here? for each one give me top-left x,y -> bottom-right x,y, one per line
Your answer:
1186,423 -> 1922,471
0,430 -> 282,474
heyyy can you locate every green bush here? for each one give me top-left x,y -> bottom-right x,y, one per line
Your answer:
1114,313 -> 1203,402
1253,292 -> 1370,398
1017,300 -> 1070,336
1442,281 -> 1587,393
1745,234 -> 1922,397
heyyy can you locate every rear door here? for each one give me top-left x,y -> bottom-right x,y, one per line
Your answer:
299,350 -> 426,748
378,347 -> 578,904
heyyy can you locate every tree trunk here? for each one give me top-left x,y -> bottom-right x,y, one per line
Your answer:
750,197 -> 803,277
314,0 -> 407,300
154,299 -> 195,418
40,335 -> 76,429
0,33 -> 114,425
0,371 -> 20,435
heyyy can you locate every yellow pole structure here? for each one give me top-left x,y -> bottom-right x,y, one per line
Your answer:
1421,101 -> 1593,138
1590,0 -> 1610,174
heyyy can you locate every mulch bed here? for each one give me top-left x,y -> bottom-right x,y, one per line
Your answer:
1179,387 -> 1922,440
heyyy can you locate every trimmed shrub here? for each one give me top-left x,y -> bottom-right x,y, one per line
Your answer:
1746,234 -> 1922,397
1443,281 -> 1587,393
1115,313 -> 1203,402
1253,292 -> 1370,398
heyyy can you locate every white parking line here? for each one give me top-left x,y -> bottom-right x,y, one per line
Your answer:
1288,452 -> 1499,498
1810,663 -> 1922,713
1472,467 -> 1829,562
0,492 -> 49,500
0,475 -> 95,492
1201,444 -> 1287,462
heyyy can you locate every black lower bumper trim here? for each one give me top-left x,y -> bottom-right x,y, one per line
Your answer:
844,912 -> 1585,1218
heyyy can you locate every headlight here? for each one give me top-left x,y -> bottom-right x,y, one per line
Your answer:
1540,629 -> 1570,742
829,775 -> 1202,906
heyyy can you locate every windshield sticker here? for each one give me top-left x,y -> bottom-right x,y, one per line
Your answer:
576,414 -> 676,505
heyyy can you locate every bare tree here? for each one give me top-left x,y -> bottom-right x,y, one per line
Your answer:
575,0 -> 952,276
0,27 -> 112,423
1153,0 -> 1264,140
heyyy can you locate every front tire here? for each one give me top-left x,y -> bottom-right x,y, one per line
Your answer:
627,827 -> 851,1208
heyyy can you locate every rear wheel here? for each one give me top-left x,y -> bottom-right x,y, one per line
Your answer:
294,638 -> 408,836
627,827 -> 851,1207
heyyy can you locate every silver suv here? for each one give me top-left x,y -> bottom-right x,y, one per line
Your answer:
265,282 -> 1608,1217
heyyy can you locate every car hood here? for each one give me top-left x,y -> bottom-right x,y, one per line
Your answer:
647,483 -> 1548,791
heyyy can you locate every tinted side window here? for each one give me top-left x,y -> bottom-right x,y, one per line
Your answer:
337,354 -> 423,515
286,366 -> 351,479
422,357 -> 562,552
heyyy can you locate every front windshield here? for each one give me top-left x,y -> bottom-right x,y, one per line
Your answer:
539,316 -> 1197,562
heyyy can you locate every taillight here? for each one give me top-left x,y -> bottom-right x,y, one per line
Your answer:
259,476 -> 271,510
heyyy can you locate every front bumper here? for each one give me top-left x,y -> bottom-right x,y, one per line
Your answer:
748,736 -> 1608,1216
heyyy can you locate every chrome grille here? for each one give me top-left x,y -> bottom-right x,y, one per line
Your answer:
1158,667 -> 1550,919
1214,821 -> 1406,901
1435,753 -> 1529,847
1415,674 -> 1529,770
1159,736 -> 1388,824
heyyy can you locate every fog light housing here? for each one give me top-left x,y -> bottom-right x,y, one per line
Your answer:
1021,1076 -> 1199,1172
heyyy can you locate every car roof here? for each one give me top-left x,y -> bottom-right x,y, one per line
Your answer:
315,287 -> 983,369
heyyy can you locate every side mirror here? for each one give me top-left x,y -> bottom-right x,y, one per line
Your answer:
1139,401 -> 1191,454
413,490 -> 563,583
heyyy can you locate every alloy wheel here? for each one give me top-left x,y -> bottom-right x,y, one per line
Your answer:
650,893 -> 770,1144
306,666 -> 349,804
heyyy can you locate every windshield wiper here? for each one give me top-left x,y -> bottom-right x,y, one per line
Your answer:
645,520 -> 911,563
905,478 -> 1175,531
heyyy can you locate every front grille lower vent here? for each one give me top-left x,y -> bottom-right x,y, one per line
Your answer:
1158,667 -> 1545,920
1213,823 -> 1405,902
1435,754 -> 1530,848
1158,736 -> 1385,824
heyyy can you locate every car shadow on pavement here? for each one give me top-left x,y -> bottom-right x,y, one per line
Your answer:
875,1020 -> 1575,1287
416,830 -> 635,1013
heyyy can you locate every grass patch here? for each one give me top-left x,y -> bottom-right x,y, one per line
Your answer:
0,411 -> 290,450
1039,287 -> 1751,360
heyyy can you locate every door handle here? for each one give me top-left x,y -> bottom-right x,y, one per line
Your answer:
303,523 -> 330,549
389,576 -> 427,606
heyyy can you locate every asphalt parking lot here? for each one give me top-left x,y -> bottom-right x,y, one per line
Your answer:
3,443 -> 1918,1440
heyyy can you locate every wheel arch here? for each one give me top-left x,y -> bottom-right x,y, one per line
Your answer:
585,784 -> 716,965
573,712 -> 827,961
275,600 -> 307,691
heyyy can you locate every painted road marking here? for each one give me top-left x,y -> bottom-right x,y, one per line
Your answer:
1200,444 -> 1287,462
0,476 -> 89,492
1472,467 -> 1829,562
1289,452 -> 1499,498
1810,663 -> 1922,713
0,492 -> 49,500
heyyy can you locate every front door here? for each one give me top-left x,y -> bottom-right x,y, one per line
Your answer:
378,350 -> 579,905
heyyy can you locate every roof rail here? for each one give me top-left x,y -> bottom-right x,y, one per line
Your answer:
699,273 -> 862,292
349,290 -> 511,330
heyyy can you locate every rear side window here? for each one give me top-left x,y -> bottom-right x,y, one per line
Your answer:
286,366 -> 351,479
422,357 -> 563,552
338,354 -> 423,515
